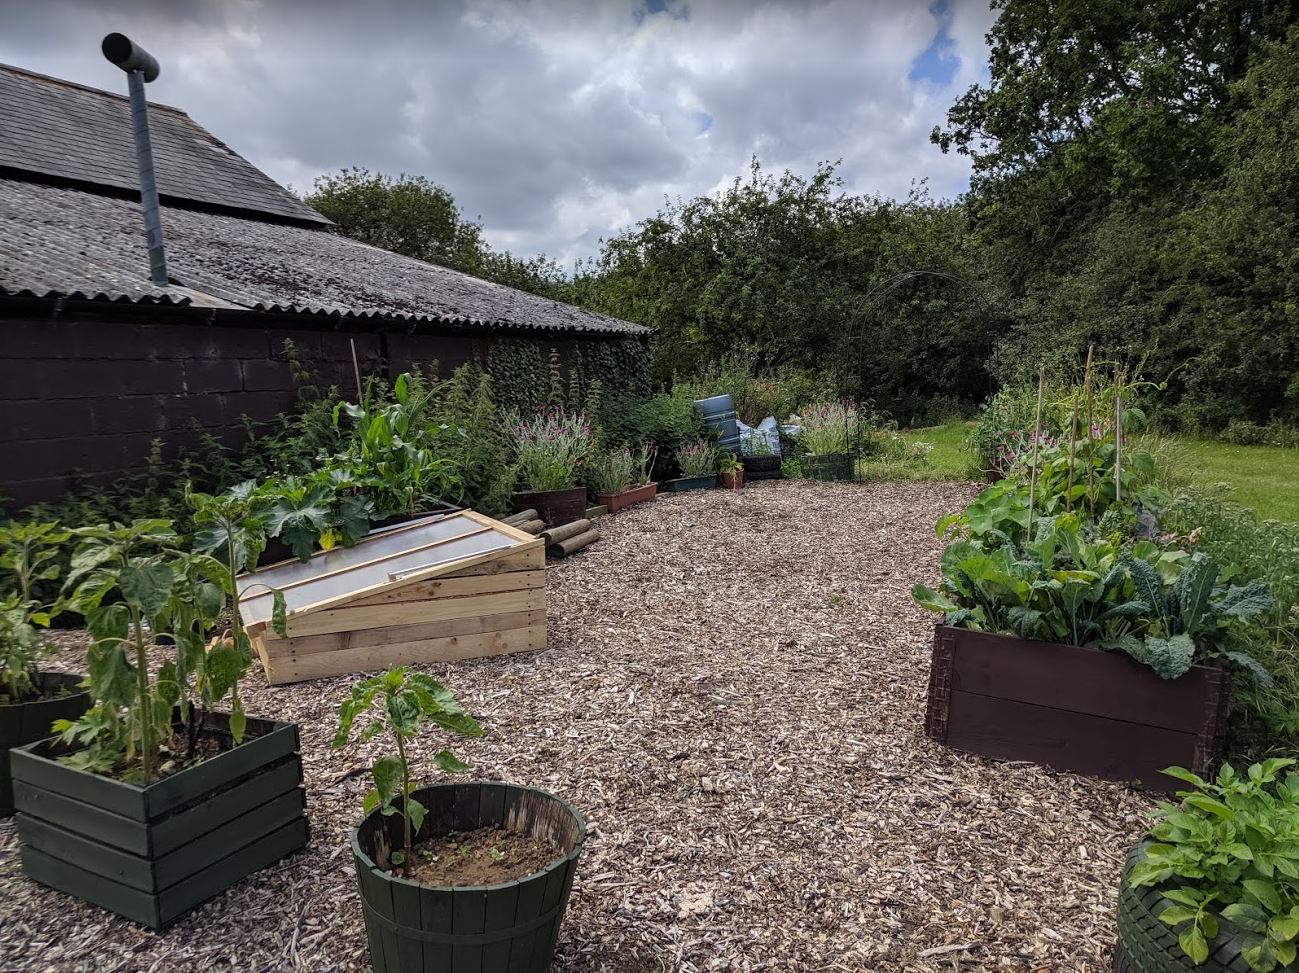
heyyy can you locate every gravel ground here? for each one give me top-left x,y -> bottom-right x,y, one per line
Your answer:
0,480 -> 1156,972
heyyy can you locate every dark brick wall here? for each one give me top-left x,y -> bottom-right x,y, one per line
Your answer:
0,299 -> 594,511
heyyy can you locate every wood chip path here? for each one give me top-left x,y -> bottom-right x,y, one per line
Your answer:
0,480 -> 1155,971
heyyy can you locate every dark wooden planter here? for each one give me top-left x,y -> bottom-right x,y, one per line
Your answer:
666,475 -> 716,493
596,482 -> 658,513
351,782 -> 585,973
741,455 -> 782,481
513,488 -> 587,528
1,671 -> 91,817
924,625 -> 1230,789
11,710 -> 309,929
1114,842 -> 1296,971
720,471 -> 745,490
801,453 -> 853,481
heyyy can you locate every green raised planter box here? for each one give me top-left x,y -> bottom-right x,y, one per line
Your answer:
351,781 -> 585,973
666,475 -> 716,493
12,710 -> 309,929
801,453 -> 853,481
1,671 -> 91,817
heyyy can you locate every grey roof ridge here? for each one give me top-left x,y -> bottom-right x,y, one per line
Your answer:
0,62 -> 190,117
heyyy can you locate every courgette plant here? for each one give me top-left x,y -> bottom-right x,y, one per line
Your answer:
1132,759 -> 1299,971
332,667 -> 482,868
0,522 -> 70,703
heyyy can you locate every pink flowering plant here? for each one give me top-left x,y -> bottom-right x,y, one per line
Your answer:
511,408 -> 595,492
798,400 -> 858,455
675,439 -> 719,478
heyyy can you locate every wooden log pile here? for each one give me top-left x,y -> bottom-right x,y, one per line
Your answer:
500,511 -> 600,558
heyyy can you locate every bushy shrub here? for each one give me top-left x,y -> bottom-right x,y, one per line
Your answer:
1223,419 -> 1299,448
673,356 -> 834,425
597,392 -> 703,457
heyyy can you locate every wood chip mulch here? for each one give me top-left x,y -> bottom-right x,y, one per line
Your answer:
0,480 -> 1157,972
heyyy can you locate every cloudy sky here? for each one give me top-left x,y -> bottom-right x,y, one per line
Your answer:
2,0 -> 997,265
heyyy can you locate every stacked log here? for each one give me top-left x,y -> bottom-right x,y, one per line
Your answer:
541,519 -> 599,558
501,509 -> 545,535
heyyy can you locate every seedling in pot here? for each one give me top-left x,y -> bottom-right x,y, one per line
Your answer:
332,666 -> 483,869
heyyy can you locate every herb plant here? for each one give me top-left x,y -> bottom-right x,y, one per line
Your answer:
591,448 -> 635,496
512,408 -> 595,493
797,400 -> 858,456
632,442 -> 658,486
719,453 -> 744,474
332,667 -> 483,869
0,522 -> 70,703
675,439 -> 719,478
1130,759 -> 1299,971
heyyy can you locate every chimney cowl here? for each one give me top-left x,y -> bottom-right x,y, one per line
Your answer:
101,33 -> 160,82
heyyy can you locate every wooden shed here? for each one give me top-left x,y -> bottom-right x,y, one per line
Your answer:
237,511 -> 545,685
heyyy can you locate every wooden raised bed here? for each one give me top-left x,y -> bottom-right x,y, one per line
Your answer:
513,488 -> 587,529
242,512 -> 546,685
1,672 -> 91,817
924,625 -> 1230,788
596,481 -> 657,513
741,455 -> 782,481
11,711 -> 308,929
351,781 -> 585,973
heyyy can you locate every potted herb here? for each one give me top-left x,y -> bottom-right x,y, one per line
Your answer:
667,438 -> 719,492
740,431 -> 782,480
719,453 -> 745,490
511,408 -> 595,527
11,508 -> 307,930
593,444 -> 659,513
912,513 -> 1272,787
797,400 -> 857,481
336,667 -> 586,972
1115,759 -> 1299,971
0,522 -> 90,816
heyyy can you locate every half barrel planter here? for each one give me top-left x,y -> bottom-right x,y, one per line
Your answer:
801,453 -> 852,481
512,488 -> 587,529
595,482 -> 658,514
351,781 -> 586,973
1,671 -> 91,817
11,710 -> 309,929
666,475 -> 716,493
924,624 -> 1230,789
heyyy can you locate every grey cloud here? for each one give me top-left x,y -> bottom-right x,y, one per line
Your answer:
0,0 -> 995,264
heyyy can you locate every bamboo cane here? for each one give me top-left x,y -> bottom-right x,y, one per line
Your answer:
1083,344 -> 1096,519
1114,390 -> 1123,506
1027,364 -> 1046,542
1065,389 -> 1078,513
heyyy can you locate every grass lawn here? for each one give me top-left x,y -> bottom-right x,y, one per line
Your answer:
1176,439 -> 1299,523
894,421 -> 1299,522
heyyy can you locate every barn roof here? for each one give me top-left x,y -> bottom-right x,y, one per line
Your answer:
0,63 -> 647,337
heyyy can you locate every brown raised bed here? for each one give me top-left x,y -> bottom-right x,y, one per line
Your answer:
596,482 -> 657,513
512,488 -> 587,528
924,624 -> 1230,789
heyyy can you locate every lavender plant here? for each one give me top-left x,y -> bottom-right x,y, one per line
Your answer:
512,408 -> 595,492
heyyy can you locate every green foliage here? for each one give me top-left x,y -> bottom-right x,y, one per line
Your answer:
913,513 -> 1271,679
590,448 -> 635,497
0,522 -> 71,700
597,392 -> 703,464
796,401 -> 859,456
437,366 -> 515,515
331,667 -> 482,870
510,408 -> 595,493
673,355 -> 833,425
675,439 -> 719,478
1130,759 -> 1299,971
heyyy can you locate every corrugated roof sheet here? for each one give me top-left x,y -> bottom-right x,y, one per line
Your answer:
0,63 -> 328,226
0,178 -> 648,335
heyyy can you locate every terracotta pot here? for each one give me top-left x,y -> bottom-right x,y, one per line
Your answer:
721,470 -> 744,490
596,481 -> 658,513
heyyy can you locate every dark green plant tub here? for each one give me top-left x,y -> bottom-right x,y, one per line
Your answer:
801,453 -> 853,481
11,710 -> 309,929
1114,841 -> 1297,972
351,782 -> 586,973
666,475 -> 717,493
1,671 -> 91,817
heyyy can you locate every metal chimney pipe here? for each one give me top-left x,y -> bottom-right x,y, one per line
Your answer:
102,33 -> 168,286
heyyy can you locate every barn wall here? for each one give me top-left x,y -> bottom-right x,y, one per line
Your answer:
0,299 -> 630,511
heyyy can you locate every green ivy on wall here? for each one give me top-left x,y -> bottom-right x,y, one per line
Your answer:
483,335 -> 651,415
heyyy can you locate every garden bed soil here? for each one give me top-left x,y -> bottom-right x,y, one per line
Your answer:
403,825 -> 560,886
1,481 -> 1162,972
925,624 -> 1230,789
0,671 -> 91,816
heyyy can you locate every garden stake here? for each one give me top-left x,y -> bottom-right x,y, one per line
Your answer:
1027,364 -> 1045,542
1083,344 -> 1096,519
349,338 -> 363,406
1114,389 -> 1123,505
1065,389 -> 1078,513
